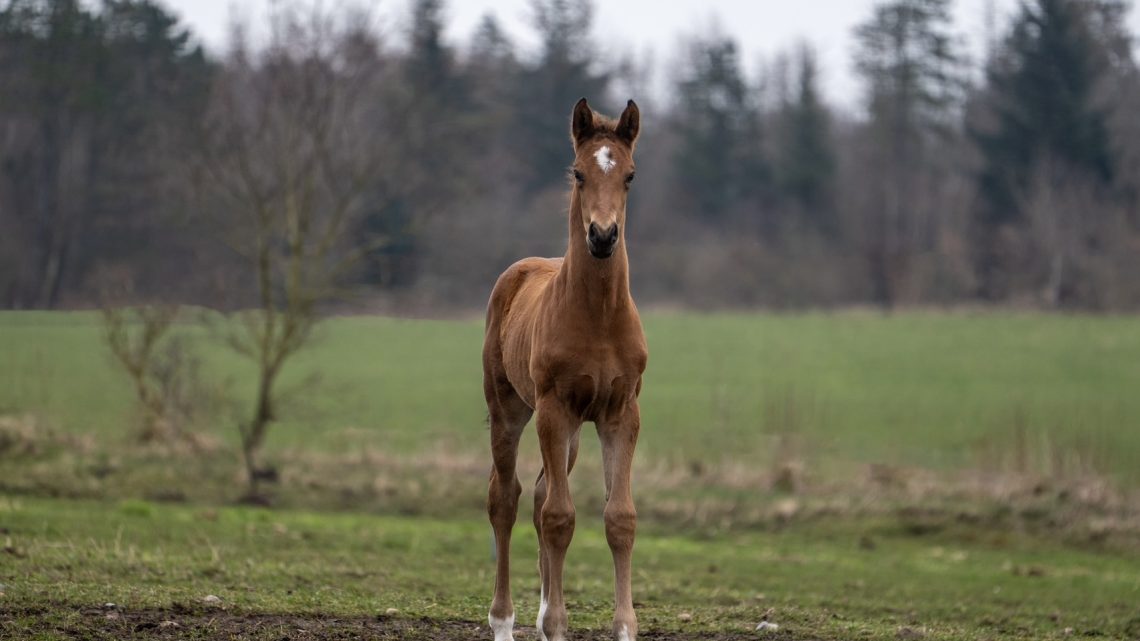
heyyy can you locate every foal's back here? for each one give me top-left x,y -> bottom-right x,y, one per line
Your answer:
483,256 -> 563,409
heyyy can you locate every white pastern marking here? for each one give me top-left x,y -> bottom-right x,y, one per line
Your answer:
594,145 -> 616,174
618,623 -> 632,641
536,596 -> 549,641
489,612 -> 515,641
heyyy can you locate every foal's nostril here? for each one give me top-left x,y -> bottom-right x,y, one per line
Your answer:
587,222 -> 619,258
589,223 -> 619,247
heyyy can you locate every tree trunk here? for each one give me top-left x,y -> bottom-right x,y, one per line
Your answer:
241,365 -> 277,496
241,431 -> 261,497
35,119 -> 64,309
37,240 -> 67,309
869,245 -> 895,312
1044,252 -> 1064,309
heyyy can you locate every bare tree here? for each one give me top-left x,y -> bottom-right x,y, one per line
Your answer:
193,3 -> 385,497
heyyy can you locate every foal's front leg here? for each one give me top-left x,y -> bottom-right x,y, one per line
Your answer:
534,397 -> 581,641
534,431 -> 582,641
597,402 -> 641,641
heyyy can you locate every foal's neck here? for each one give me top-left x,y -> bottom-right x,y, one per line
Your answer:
558,191 -> 631,314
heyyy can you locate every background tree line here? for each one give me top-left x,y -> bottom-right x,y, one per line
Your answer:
3,0 -> 1140,312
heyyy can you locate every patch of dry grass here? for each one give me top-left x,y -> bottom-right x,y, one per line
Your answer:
4,429 -> 1138,551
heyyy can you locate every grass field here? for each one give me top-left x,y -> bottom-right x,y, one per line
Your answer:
2,310 -> 1140,639
3,310 -> 1139,480
3,496 -> 1139,640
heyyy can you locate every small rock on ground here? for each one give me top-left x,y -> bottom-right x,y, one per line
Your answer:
756,621 -> 779,633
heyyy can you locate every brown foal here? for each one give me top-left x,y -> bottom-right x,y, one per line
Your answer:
483,98 -> 647,641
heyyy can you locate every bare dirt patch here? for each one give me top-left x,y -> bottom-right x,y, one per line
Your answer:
1,605 -> 769,640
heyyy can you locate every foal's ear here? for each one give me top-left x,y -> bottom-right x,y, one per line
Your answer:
571,97 -> 595,147
615,100 -> 640,148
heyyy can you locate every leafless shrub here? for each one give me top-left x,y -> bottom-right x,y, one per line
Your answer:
867,463 -> 914,490
0,414 -> 47,457
761,388 -> 820,493
971,405 -> 1116,487
1016,158 -> 1140,309
102,306 -> 218,451
0,414 -> 94,458
640,232 -> 864,310
102,306 -> 177,440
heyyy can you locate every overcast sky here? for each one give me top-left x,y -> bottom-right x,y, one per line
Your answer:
163,0 -> 1139,113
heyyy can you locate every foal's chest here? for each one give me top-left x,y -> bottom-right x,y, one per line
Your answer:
537,338 -> 646,421
553,369 -> 638,421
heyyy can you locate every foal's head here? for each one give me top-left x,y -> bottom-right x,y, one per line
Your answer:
569,98 -> 640,260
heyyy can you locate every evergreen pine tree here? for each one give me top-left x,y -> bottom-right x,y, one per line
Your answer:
775,45 -> 836,230
671,30 -> 767,223
514,0 -> 609,193
975,0 -> 1116,228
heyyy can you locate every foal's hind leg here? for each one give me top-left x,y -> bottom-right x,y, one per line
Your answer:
487,380 -> 533,641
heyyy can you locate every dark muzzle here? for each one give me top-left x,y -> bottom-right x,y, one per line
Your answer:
587,223 -> 619,259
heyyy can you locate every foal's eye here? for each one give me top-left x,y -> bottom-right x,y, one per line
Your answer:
573,170 -> 585,186
624,172 -> 636,186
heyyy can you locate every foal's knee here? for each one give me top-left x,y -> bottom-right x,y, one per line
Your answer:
604,506 -> 636,551
540,505 -> 576,550
488,473 -> 521,521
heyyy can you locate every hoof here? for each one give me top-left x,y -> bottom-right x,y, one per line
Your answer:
615,620 -> 637,641
489,612 -> 514,641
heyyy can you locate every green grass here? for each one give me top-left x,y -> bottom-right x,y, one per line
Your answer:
2,496 -> 1139,640
3,311 -> 1140,639
2,310 -> 1139,482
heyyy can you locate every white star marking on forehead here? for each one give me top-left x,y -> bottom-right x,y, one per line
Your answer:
594,145 -> 616,174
